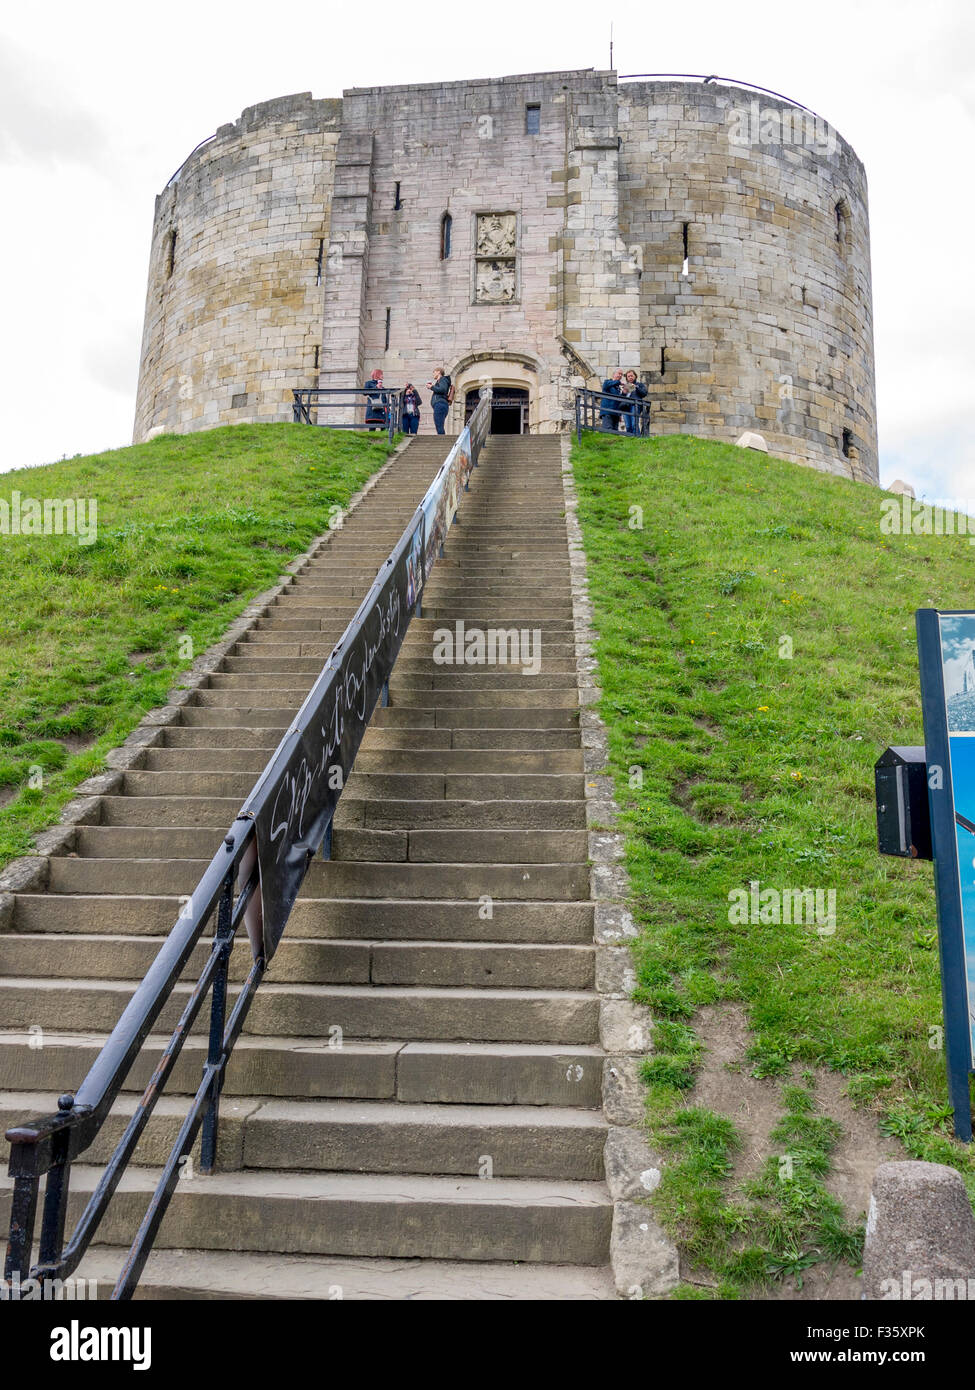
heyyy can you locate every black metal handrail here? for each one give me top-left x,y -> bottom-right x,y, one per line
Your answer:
293,387 -> 404,446
3,389 -> 493,1299
574,386 -> 651,441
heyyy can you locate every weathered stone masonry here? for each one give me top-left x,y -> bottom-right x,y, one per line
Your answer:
134,70 -> 878,483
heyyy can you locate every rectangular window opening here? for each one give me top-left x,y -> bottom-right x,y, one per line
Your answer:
315,238 -> 324,285
841,428 -> 853,458
660,347 -> 666,376
525,104 -> 540,135
681,222 -> 689,277
313,345 -> 320,370
166,227 -> 177,279
394,182 -> 402,211
384,308 -> 391,351
231,392 -> 247,409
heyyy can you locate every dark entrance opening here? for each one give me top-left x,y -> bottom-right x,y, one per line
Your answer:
465,387 -> 529,434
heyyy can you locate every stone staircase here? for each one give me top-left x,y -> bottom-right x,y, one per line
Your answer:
0,433 -> 616,1300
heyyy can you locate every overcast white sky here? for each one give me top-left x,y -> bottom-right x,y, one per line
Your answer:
1,0 -> 972,498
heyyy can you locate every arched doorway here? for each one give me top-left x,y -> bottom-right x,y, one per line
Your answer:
452,353 -> 541,434
465,387 -> 529,434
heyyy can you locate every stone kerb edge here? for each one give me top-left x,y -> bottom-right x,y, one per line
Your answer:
559,434 -> 679,1300
0,436 -> 416,921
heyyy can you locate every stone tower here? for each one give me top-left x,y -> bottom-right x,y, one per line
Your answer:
134,70 -> 878,483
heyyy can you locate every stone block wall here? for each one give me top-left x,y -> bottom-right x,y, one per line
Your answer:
333,70 -> 613,434
619,81 -> 877,482
133,72 -> 878,481
133,94 -> 341,441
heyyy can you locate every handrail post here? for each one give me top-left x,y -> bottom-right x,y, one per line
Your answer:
4,1169 -> 40,1283
36,1095 -> 75,1270
199,861 -> 235,1174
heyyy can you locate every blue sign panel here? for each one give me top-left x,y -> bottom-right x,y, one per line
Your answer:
917,609 -> 975,1138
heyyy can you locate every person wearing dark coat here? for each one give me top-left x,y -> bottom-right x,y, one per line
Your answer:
363,369 -> 387,430
599,370 -> 624,431
401,383 -> 422,435
620,370 -> 649,434
428,368 -> 452,434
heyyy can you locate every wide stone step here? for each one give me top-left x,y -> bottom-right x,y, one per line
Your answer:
341,797 -> 586,828
119,770 -> 585,798
301,561 -> 573,577
137,748 -> 583,774
0,980 -> 599,1041
96,795 -> 585,830
222,655 -> 579,674
0,1092 -> 604,1179
0,935 -> 594,988
0,1166 -> 612,1264
238,638 -> 579,658
47,857 -> 589,899
296,577 -> 572,593
373,706 -> 580,728
73,1246 -> 615,1300
255,617 -> 576,634
158,726 -> 284,749
237,1099 -> 606,1178
0,1033 -> 603,1105
187,687 -> 577,708
390,675 -> 580,692
172,706 -> 293,728
174,703 -> 579,728
360,728 -> 581,750
70,825 -> 586,863
12,895 -> 594,942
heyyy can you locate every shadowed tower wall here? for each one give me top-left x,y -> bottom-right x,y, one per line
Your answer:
134,95 -> 341,440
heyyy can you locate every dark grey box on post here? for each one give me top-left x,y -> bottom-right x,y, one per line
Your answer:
875,745 -> 932,860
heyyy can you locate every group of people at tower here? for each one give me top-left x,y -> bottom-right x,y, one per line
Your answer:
363,369 -> 453,435
359,364 -> 650,436
598,370 -> 649,434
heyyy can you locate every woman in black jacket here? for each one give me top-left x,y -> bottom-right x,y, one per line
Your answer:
621,370 -> 648,435
363,369 -> 387,430
428,368 -> 452,435
401,384 -> 422,435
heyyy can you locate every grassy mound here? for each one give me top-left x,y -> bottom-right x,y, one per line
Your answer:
0,423 -> 395,868
571,430 -> 974,1295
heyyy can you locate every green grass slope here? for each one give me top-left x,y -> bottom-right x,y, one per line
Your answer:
571,431 -> 975,1295
0,423 -> 395,869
